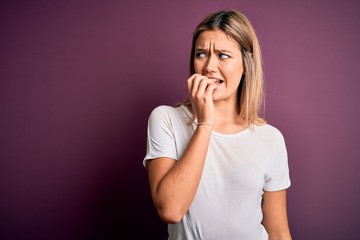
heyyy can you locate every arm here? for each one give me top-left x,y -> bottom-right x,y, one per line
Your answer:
262,190 -> 292,240
147,124 -> 212,223
147,74 -> 217,224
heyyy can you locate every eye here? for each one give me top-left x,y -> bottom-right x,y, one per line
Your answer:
219,53 -> 230,59
195,51 -> 207,58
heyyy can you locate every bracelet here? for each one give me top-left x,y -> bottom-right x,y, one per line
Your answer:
197,122 -> 214,127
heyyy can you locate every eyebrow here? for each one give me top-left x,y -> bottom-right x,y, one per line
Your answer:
195,47 -> 234,54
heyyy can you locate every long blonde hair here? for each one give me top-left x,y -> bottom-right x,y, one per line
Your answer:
179,9 -> 266,126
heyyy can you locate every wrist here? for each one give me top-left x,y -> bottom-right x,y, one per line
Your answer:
196,122 -> 214,128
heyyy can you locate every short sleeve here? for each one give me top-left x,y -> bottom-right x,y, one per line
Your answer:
143,106 -> 178,168
263,130 -> 291,191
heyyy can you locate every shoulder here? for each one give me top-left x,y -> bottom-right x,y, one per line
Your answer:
253,123 -> 286,144
253,124 -> 289,166
149,105 -> 175,116
149,105 -> 182,119
148,105 -> 192,123
254,124 -> 283,136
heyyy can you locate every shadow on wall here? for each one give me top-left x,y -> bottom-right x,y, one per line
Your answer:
0,84 -> 170,240
82,92 -> 170,239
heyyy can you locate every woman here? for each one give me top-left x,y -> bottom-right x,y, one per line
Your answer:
143,9 -> 292,240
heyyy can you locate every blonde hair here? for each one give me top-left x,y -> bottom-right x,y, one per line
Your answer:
179,9 -> 266,126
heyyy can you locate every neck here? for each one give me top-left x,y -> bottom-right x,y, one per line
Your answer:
213,101 -> 246,134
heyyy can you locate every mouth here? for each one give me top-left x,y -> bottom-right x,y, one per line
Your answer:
212,79 -> 224,85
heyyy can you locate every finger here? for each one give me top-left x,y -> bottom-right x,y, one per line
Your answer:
190,75 -> 208,97
204,82 -> 217,97
196,78 -> 215,97
187,74 -> 202,95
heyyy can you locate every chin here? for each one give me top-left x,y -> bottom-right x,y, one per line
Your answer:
212,95 -> 221,102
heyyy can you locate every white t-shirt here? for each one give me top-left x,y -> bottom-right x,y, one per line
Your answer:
144,105 -> 291,240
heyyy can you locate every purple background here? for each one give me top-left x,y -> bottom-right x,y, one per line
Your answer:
1,0 -> 359,239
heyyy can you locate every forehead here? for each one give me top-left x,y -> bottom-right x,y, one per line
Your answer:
195,29 -> 240,50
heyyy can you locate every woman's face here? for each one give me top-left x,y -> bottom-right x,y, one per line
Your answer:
193,29 -> 244,103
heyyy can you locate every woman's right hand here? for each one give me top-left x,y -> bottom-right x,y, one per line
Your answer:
187,74 -> 217,125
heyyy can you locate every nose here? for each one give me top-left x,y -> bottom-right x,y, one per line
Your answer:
203,54 -> 218,74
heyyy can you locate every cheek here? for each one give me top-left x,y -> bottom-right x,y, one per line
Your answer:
193,61 -> 202,73
222,66 -> 243,86
194,60 -> 204,74
231,64 -> 244,80
223,64 -> 243,78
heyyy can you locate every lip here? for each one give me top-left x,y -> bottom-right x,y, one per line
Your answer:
211,78 -> 224,84
207,77 -> 224,84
